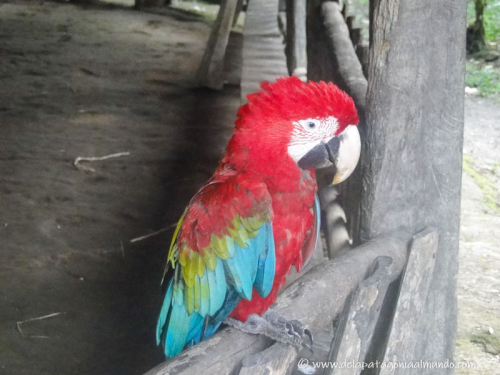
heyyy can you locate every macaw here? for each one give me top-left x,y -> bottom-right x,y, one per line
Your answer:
156,76 -> 361,358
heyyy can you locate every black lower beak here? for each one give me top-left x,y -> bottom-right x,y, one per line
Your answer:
297,137 -> 340,170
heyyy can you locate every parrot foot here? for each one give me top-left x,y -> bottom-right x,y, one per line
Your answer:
224,308 -> 313,350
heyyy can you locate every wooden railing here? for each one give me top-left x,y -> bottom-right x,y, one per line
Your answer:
145,229 -> 444,375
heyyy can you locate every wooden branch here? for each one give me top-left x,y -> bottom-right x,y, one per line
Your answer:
196,0 -> 239,89
320,1 -> 367,113
326,256 -> 393,375
143,234 -> 410,375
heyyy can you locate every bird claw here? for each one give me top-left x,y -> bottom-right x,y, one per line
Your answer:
285,319 -> 313,351
225,309 -> 314,352
304,329 -> 314,346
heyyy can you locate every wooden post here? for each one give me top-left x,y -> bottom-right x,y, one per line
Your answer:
232,0 -> 245,27
196,0 -> 239,89
360,0 -> 466,371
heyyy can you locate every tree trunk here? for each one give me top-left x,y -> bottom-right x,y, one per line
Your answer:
467,0 -> 487,53
360,0 -> 466,371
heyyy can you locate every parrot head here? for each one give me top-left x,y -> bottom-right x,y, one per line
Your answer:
228,76 -> 361,184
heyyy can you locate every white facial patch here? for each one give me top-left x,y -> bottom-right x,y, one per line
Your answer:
287,116 -> 339,163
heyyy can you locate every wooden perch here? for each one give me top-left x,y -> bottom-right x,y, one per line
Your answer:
143,233 -> 410,375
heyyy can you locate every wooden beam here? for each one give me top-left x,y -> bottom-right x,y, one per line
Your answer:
196,0 -> 239,89
143,234 -> 410,375
361,0 -> 466,370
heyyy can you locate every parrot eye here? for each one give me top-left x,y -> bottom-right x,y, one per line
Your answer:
299,119 -> 320,132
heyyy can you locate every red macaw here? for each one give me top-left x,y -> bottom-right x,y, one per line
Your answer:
156,76 -> 360,357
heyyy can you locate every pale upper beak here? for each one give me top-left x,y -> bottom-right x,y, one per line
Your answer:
297,125 -> 361,184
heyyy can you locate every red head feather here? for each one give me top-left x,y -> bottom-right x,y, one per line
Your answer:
237,76 -> 358,132
222,76 -> 358,182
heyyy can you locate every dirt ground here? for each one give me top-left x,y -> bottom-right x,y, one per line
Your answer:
455,97 -> 500,375
0,2 -> 499,375
0,2 -> 239,374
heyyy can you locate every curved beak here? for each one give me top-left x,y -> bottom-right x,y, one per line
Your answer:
297,125 -> 361,185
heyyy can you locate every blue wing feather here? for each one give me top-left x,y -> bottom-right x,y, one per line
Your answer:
156,221 -> 276,358
254,222 -> 276,297
156,281 -> 173,345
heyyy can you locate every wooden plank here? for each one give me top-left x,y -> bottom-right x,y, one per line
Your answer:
378,228 -> 438,375
241,0 -> 288,101
361,0 -> 466,371
196,0 -> 239,89
143,234 -> 410,375
326,256 -> 393,375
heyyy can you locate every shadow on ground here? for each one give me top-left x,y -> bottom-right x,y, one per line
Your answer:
0,2 -> 239,374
